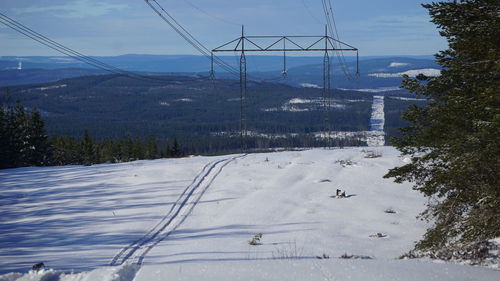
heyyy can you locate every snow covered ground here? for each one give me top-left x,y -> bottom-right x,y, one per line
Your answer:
1,147 -> 498,281
368,68 -> 441,78
367,95 -> 385,147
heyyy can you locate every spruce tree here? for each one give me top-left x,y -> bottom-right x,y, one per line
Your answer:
132,137 -> 144,160
25,110 -> 51,166
120,136 -> 134,162
0,105 -> 8,169
11,103 -> 29,167
171,137 -> 180,157
145,136 -> 158,159
82,130 -> 95,166
384,0 -> 499,260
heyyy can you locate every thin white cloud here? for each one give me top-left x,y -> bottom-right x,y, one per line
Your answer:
14,0 -> 128,18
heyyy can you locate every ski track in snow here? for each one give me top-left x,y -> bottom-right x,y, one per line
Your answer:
110,155 -> 245,267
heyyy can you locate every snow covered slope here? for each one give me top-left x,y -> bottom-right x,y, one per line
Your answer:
1,147 -> 498,281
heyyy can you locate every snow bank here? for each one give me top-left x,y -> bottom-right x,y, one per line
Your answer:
3,259 -> 499,281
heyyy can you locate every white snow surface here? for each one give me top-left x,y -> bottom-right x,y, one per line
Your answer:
369,68 -> 441,78
367,96 -> 385,146
389,96 -> 427,101
299,83 -> 321,88
389,62 -> 410,68
338,87 -> 401,93
1,148 -> 499,281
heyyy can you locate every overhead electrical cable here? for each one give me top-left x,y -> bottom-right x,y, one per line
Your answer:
146,0 -> 240,77
301,0 -> 323,24
321,0 -> 357,79
181,0 -> 240,26
0,12 -> 179,83
146,0 -> 285,82
326,0 -> 356,78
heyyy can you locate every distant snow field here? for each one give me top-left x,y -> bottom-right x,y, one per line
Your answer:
389,62 -> 410,68
389,96 -> 427,101
369,68 -> 441,78
338,87 -> 401,93
1,148 -> 498,281
262,97 -> 347,112
299,83 -> 321,88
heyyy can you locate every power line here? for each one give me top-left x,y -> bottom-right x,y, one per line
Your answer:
302,0 -> 323,24
181,0 -> 240,26
0,12 -> 182,83
145,0 -> 240,77
321,0 -> 358,79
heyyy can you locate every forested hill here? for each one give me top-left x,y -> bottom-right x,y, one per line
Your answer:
1,73 -> 425,146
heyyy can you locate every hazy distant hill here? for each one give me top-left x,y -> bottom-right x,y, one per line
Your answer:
0,55 -> 439,90
0,68 -> 107,87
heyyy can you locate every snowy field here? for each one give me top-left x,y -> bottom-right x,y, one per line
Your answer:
1,147 -> 499,281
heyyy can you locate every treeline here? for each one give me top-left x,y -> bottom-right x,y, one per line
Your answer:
1,101 -> 367,170
0,102 -> 184,169
51,132 -> 182,166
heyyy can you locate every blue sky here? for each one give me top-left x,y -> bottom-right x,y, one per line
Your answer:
0,0 -> 447,56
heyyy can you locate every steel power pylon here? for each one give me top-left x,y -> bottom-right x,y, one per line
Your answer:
212,25 -> 358,150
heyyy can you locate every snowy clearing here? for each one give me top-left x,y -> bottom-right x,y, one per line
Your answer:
1,148 -> 498,281
299,83 -> 321,88
389,62 -> 410,68
367,96 -> 385,147
338,87 -> 401,93
368,68 -> 441,78
389,96 -> 427,101
261,97 -> 347,112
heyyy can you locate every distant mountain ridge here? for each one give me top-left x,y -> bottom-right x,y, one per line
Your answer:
0,55 -> 439,89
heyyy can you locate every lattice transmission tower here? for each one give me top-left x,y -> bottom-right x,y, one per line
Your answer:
212,25 -> 358,149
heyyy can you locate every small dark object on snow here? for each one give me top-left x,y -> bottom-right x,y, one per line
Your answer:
333,189 -> 347,198
340,253 -> 373,259
32,262 -> 44,272
249,233 -> 263,245
384,208 -> 397,214
316,253 -> 330,259
369,232 -> 387,238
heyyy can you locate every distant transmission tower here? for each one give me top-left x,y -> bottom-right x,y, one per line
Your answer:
212,25 -> 359,149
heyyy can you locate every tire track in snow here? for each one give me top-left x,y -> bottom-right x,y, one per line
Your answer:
110,154 -> 245,266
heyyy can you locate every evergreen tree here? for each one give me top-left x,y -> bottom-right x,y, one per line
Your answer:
81,130 -> 95,166
99,138 -> 114,163
11,102 -> 29,167
0,104 -> 8,169
171,137 -> 181,157
25,110 -> 51,166
132,137 -> 144,160
120,136 -> 134,162
162,142 -> 171,158
145,136 -> 158,160
384,0 -> 499,260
